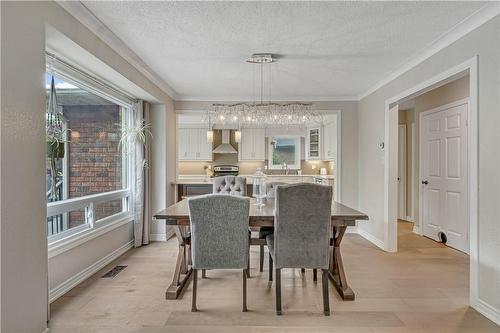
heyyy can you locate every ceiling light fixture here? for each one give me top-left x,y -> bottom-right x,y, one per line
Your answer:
208,53 -> 321,128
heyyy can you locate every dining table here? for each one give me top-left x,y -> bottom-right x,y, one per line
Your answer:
153,197 -> 368,301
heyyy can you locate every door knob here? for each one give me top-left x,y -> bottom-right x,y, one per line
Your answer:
422,180 -> 429,185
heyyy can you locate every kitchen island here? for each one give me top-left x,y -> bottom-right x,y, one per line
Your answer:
174,174 -> 334,201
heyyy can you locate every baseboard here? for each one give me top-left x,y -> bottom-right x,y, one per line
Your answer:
150,227 -> 175,242
412,225 -> 421,235
346,226 -> 358,234
473,298 -> 500,325
357,228 -> 385,250
149,233 -> 167,241
49,240 -> 133,303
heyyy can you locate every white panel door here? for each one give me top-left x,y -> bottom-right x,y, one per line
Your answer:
398,124 -> 407,220
421,101 -> 468,253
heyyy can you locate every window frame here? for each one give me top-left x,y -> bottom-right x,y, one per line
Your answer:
46,54 -> 137,253
268,135 -> 301,170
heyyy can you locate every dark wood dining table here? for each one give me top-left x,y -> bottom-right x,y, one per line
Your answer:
153,197 -> 368,301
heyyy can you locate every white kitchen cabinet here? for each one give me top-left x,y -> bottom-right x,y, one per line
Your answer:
239,128 -> 265,161
178,128 -> 213,161
322,117 -> 337,161
306,126 -> 322,160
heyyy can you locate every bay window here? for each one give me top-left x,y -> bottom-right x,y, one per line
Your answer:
46,55 -> 136,246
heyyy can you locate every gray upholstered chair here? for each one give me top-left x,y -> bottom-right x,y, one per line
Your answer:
208,176 -> 248,278
213,176 -> 247,196
256,182 -> 286,272
266,183 -> 333,316
188,194 -> 250,312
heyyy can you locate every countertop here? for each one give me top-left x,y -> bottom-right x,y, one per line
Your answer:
174,174 -> 334,185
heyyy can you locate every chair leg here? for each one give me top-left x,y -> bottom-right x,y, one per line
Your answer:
247,237 -> 251,278
275,268 -> 282,315
322,269 -> 330,316
191,269 -> 198,312
202,269 -> 206,279
259,245 -> 264,272
268,253 -> 273,282
313,269 -> 318,282
243,269 -> 248,312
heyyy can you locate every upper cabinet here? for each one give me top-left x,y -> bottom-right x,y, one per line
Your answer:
322,116 -> 337,161
306,126 -> 321,160
178,128 -> 213,161
239,128 -> 265,161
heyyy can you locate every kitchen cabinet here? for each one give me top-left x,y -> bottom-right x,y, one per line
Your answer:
238,128 -> 265,161
178,128 -> 213,161
322,117 -> 337,161
306,126 -> 321,160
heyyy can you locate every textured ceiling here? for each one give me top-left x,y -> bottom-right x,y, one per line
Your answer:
82,1 -> 486,101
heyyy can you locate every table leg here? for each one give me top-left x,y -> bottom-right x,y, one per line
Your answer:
328,224 -> 355,300
166,225 -> 192,300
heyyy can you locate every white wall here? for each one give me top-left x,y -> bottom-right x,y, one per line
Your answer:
1,2 -> 175,332
175,100 -> 360,208
150,103 -> 176,241
49,223 -> 133,292
358,15 -> 500,321
1,3 -> 48,333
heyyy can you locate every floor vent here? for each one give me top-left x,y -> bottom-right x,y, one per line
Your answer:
102,265 -> 127,278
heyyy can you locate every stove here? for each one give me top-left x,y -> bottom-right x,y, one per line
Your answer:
213,165 -> 239,177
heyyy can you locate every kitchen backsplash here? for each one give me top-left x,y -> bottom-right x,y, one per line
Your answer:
178,160 -> 334,175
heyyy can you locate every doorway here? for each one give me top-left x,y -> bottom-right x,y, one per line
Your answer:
420,99 -> 469,253
395,77 -> 470,253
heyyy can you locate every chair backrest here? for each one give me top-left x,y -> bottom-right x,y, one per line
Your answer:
213,176 -> 247,196
188,194 -> 250,270
273,183 -> 332,269
265,182 -> 287,198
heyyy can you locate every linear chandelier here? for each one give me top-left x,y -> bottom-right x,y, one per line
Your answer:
208,53 -> 321,128
208,102 -> 322,127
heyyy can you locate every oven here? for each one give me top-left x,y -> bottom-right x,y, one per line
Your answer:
213,165 -> 239,177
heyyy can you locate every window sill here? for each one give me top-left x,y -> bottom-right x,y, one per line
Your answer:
48,214 -> 134,259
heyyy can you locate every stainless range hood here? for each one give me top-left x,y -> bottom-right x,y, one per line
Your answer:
213,130 -> 237,154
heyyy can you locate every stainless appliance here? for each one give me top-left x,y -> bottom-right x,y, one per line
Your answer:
212,130 -> 237,154
213,165 -> 239,177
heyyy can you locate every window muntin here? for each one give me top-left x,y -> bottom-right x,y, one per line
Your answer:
268,136 -> 301,170
45,72 -> 131,239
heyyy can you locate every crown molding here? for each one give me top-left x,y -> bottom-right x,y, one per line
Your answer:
357,3 -> 500,101
56,1 -> 179,100
176,95 -> 358,102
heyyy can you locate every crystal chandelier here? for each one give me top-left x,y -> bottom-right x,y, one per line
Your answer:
208,54 -> 322,129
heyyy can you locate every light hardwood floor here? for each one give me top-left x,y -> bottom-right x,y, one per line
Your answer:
49,221 -> 499,332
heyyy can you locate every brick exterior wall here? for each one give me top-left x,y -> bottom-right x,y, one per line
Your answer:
63,105 -> 123,227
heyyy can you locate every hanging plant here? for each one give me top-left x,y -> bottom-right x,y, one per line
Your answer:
46,75 -> 70,201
